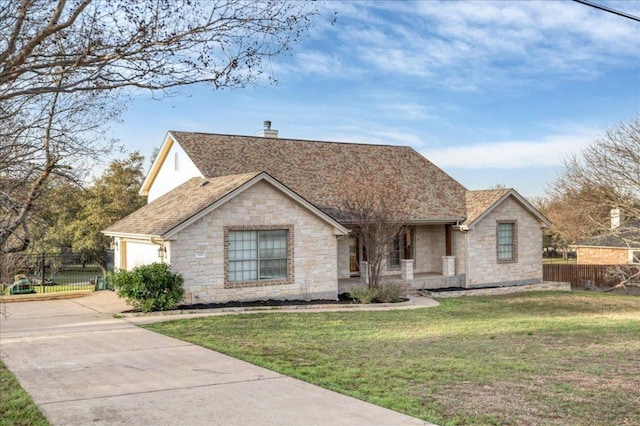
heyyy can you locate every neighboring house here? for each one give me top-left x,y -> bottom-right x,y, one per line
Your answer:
103,122 -> 551,303
574,210 -> 640,265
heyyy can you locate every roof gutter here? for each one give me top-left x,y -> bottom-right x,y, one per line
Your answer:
101,230 -> 164,240
340,217 -> 466,226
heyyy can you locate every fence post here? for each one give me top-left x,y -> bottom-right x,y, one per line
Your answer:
41,252 -> 46,292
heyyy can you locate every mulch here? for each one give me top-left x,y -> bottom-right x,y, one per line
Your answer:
173,293 -> 357,310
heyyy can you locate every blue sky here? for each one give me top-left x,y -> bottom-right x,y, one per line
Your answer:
111,0 -> 640,198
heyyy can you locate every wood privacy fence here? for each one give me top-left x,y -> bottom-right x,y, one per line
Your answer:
543,264 -> 620,288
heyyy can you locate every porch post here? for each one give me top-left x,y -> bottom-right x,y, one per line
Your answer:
360,261 -> 369,286
442,256 -> 456,277
401,259 -> 414,282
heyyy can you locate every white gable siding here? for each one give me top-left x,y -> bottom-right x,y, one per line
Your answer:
169,181 -> 339,303
148,142 -> 202,202
466,196 -> 543,287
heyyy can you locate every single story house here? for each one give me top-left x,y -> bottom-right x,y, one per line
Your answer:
103,122 -> 551,304
574,209 -> 640,265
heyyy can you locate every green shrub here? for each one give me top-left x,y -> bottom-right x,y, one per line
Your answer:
349,281 -> 407,304
349,284 -> 379,304
375,280 -> 407,303
110,262 -> 184,312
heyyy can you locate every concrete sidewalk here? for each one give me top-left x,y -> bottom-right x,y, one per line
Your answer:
1,292 -> 435,425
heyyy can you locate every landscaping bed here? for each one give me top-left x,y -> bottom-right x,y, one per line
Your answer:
174,293 -> 357,310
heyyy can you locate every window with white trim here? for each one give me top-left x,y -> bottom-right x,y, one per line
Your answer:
497,222 -> 516,262
228,229 -> 288,282
631,250 -> 640,265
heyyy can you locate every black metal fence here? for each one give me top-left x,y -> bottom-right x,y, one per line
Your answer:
1,251 -> 114,295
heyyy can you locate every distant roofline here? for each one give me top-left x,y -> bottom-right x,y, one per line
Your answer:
168,130 -> 415,149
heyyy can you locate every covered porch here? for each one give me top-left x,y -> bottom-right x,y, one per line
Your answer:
338,223 -> 466,292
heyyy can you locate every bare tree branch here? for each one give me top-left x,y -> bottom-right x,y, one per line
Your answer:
544,115 -> 640,285
0,0 -> 318,254
341,177 -> 409,290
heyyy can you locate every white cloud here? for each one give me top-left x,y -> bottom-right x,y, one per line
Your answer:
423,129 -> 602,169
378,102 -> 432,121
300,0 -> 640,91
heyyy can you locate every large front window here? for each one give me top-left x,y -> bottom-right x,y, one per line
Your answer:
389,226 -> 414,269
497,222 -> 516,262
228,229 -> 288,282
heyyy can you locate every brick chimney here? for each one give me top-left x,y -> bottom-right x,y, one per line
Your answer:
256,120 -> 278,138
611,208 -> 624,229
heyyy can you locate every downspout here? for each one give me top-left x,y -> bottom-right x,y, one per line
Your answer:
150,237 -> 166,263
456,225 -> 470,288
336,233 -> 350,299
464,229 -> 470,288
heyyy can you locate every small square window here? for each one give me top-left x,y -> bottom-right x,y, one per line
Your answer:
631,251 -> 640,265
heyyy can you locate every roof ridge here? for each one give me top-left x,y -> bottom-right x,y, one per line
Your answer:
467,188 -> 511,193
169,130 -> 415,149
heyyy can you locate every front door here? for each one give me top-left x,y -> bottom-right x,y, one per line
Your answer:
349,236 -> 360,275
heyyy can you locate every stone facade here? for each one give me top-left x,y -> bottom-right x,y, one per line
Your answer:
465,196 -> 543,287
337,236 -> 351,279
414,225 -> 446,274
576,247 -> 630,265
336,225 -> 450,281
452,229 -> 467,278
442,256 -> 455,277
401,259 -> 414,281
169,181 -> 339,303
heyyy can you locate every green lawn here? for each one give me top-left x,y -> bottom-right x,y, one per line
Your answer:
0,360 -> 48,426
144,292 -> 640,426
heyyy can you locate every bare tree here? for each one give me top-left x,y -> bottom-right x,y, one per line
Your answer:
0,77 -> 117,253
535,188 -> 612,259
341,178 -> 410,291
547,115 -> 640,288
605,265 -> 640,294
0,1 -> 317,100
0,0 -> 317,254
554,116 -> 640,229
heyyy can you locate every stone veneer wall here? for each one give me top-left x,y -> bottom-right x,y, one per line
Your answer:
576,247 -> 629,265
466,196 -> 543,287
170,181 -> 339,304
338,225 -> 450,279
337,236 -> 351,279
452,229 -> 466,277
414,225 -> 446,274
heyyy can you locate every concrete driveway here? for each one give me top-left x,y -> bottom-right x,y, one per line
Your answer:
0,292 -> 433,425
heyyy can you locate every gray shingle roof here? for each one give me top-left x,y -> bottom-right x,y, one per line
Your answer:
575,221 -> 640,248
169,131 -> 467,221
105,173 -> 260,236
